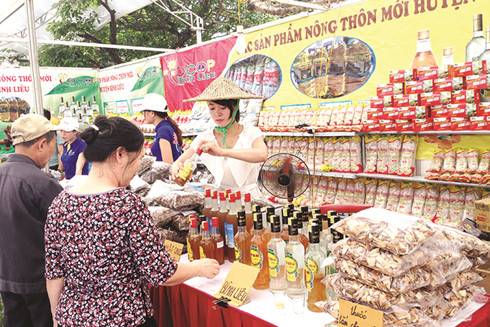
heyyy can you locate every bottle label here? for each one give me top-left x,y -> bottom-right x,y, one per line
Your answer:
268,249 -> 279,277
187,238 -> 193,261
250,245 -> 263,269
305,260 -> 314,291
216,241 -> 224,248
199,246 -> 206,259
285,252 -> 298,281
235,245 -> 242,261
178,166 -> 191,180
307,259 -> 318,273
225,223 -> 235,248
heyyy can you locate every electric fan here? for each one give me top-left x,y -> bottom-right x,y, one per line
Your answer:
258,153 -> 311,202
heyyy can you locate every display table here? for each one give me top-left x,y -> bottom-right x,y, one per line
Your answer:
152,256 -> 490,327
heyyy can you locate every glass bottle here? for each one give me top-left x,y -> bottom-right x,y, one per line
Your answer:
187,218 -> 201,261
58,97 -> 67,118
480,27 -> 490,102
331,215 -> 344,244
466,14 -> 485,61
80,95 -> 88,116
300,206 -> 310,222
211,217 -> 225,265
265,206 -> 275,239
69,96 -> 77,116
442,47 -> 454,66
86,100 -> 94,124
217,191 -> 229,259
410,29 -> 438,69
294,211 -> 309,253
251,211 -> 270,290
64,101 -> 71,118
174,148 -> 203,186
305,224 -> 327,312
225,193 -> 237,262
199,221 -> 215,259
235,191 -> 243,210
202,188 -> 212,219
91,95 -> 99,115
267,215 -> 287,309
234,211 -> 251,265
279,208 -> 292,243
285,217 -> 307,314
244,193 -> 254,233
208,190 -> 220,220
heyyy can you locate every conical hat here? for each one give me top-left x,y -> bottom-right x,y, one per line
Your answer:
183,77 -> 263,102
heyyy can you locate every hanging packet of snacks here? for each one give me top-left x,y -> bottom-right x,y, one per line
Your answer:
353,178 -> 366,204
411,183 -> 427,217
364,179 -> 378,206
364,134 -> 378,173
442,148 -> 457,174
320,107 -> 333,127
271,137 -> 282,156
463,188 -> 482,220
307,138 -> 316,169
325,178 -> 339,204
447,185 -> 467,227
352,104 -> 364,125
296,137 -> 308,162
315,138 -> 325,167
339,137 -> 351,172
396,183 -> 414,214
426,150 -> 445,180
322,138 -> 334,171
399,135 -> 418,177
467,148 -> 479,173
388,135 -> 404,175
279,137 -> 289,154
349,136 -> 362,173
454,148 -> 468,174
377,136 -> 390,174
288,136 -> 298,155
334,179 -> 347,204
374,180 -> 390,208
435,186 -> 451,224
424,184 -> 440,220
385,181 -> 401,212
331,137 -> 343,172
344,180 -> 356,203
337,105 -> 348,126
344,105 -> 355,126
330,106 -> 340,125
315,177 -> 329,205
472,149 -> 490,183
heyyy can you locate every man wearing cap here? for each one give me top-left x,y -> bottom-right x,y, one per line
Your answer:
140,93 -> 182,163
0,114 -> 63,327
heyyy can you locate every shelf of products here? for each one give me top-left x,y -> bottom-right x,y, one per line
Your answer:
356,173 -> 490,189
264,131 -> 357,137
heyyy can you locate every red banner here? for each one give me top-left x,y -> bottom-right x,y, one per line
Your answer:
160,37 -> 237,112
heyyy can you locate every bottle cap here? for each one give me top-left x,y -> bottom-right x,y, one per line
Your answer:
237,211 -> 246,227
202,221 -> 209,232
271,215 -> 281,233
300,206 -> 309,215
417,29 -> 430,40
293,211 -> 303,223
225,189 -> 232,197
219,191 -> 226,201
196,147 -> 203,155
235,191 -> 241,200
244,193 -> 251,202
308,223 -> 320,244
229,193 -> 235,203
266,206 -> 275,217
188,213 -> 196,222
474,14 -> 483,31
327,210 -> 337,218
205,188 -> 211,197
286,203 -> 294,211
190,218 -> 198,228
282,208 -> 291,225
443,47 -> 453,56
288,217 -> 298,236
212,190 -> 218,199
312,208 -> 322,216
252,204 -> 262,213
253,212 -> 264,230
212,217 -> 219,227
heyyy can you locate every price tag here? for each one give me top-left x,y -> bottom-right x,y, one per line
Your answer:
164,240 -> 184,262
214,262 -> 259,307
338,298 -> 384,327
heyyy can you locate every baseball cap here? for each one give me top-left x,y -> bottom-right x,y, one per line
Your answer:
59,117 -> 80,132
11,114 -> 60,146
138,93 -> 168,113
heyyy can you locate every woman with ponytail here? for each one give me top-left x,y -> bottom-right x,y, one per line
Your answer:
45,115 -> 219,327
139,93 -> 182,164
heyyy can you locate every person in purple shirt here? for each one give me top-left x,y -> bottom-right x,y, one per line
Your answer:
139,93 -> 182,163
58,117 -> 89,179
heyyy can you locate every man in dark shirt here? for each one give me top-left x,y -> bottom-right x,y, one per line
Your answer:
0,114 -> 63,327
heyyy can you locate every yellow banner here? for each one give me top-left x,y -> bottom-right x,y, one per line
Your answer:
417,134 -> 490,159
228,0 -> 489,109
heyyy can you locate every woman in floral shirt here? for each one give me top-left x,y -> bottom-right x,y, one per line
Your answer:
45,115 -> 219,327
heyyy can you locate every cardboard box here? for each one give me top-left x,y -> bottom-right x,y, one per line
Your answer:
451,117 -> 469,131
389,69 -> 416,83
396,119 -> 413,132
420,93 -> 441,106
434,78 -> 453,93
474,261 -> 490,294
367,108 -> 383,120
370,97 -> 384,109
452,90 -> 481,104
363,120 -> 381,132
394,94 -> 419,107
440,91 -> 452,105
405,81 -> 424,94
417,66 -> 439,81
433,117 -> 451,131
479,102 -> 490,116
447,104 -> 466,117
466,75 -> 488,90
466,103 -> 478,118
437,65 -> 452,79
383,107 -> 399,120
377,83 -> 395,96
379,119 -> 396,132
413,118 -> 433,132
454,60 -> 487,77
469,116 -> 488,130
431,106 -> 449,118
383,95 -> 394,107
475,198 -> 490,232
398,107 -> 416,120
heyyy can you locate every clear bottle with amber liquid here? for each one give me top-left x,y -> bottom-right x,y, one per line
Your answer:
202,188 -> 212,219
234,211 -> 251,265
217,191 -> 229,259
267,215 -> 287,309
410,29 -> 438,69
279,208 -> 292,243
294,211 -> 309,254
244,193 -> 254,233
211,217 -> 225,265
251,212 -> 270,290
285,217 -> 307,313
235,191 -> 243,210
208,190 -> 220,222
467,14 -> 485,61
305,223 -> 327,312
225,193 -> 237,263
174,148 -> 203,187
187,218 -> 201,261
199,221 -> 214,259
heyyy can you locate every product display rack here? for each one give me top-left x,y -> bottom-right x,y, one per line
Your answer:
356,173 -> 490,189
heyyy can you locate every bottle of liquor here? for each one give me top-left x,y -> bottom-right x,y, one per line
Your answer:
58,97 -> 67,118
211,217 -> 225,265
267,215 -> 287,309
75,101 -> 82,122
285,217 -> 307,314
265,206 -> 275,238
187,218 -> 201,261
69,96 -> 77,116
331,214 -> 344,244
91,95 -> 99,115
199,221 -> 215,259
244,193 -> 254,233
226,193 -> 237,262
251,211 -> 270,290
479,27 -> 490,102
294,211 -> 309,253
319,214 -> 332,254
202,188 -> 212,219
81,96 -> 88,115
174,148 -> 203,186
217,192 -> 229,259
300,206 -> 310,222
466,14 -> 485,61
234,211 -> 251,265
305,224 -> 327,312
410,29 -> 438,69
280,208 -> 292,243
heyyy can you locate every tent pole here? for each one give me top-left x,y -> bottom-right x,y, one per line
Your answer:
24,0 -> 43,116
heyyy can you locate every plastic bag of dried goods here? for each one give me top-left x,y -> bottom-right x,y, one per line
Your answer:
364,179 -> 378,206
446,185 -> 467,228
424,184 -> 440,220
463,188 -> 482,220
140,161 -> 172,184
374,180 -> 390,209
334,179 -> 347,204
353,178 -> 366,204
467,148 -> 479,173
476,150 -> 490,174
344,105 -> 355,125
350,136 -> 362,173
138,156 -> 156,175
442,148 -> 457,173
377,137 -> 390,174
426,150 -> 444,174
130,175 -> 151,196
440,227 -> 490,260
398,135 -> 418,177
411,183 -> 427,217
385,181 -> 401,212
344,180 -> 356,203
397,183 -> 414,215
332,137 -> 343,172
148,206 -> 181,229
157,227 -> 188,244
323,138 -> 334,171
154,190 -> 205,211
352,104 -> 364,125
435,186 -> 451,224
339,137 -> 351,173
325,178 -> 338,204
306,137 -> 316,169
331,208 -> 437,255
364,134 -> 378,173
315,138 -> 325,167
388,135 -> 404,175
454,148 -> 469,174
425,251 -> 473,289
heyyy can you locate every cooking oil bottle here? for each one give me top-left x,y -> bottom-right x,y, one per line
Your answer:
234,211 -> 251,265
251,212 -> 270,290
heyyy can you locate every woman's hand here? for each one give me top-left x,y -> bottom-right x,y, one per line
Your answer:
170,161 -> 183,180
192,258 -> 220,279
199,140 -> 225,157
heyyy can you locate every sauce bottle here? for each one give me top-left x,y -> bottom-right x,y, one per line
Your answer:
251,212 -> 270,290
202,188 -> 212,219
199,221 -> 215,259
225,193 -> 237,262
187,218 -> 201,261
174,148 -> 202,186
217,192 -> 229,259
244,193 -> 254,233
280,208 -> 292,243
234,211 -> 251,265
211,217 -> 225,265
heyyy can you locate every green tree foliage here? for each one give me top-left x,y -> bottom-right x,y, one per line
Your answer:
37,0 -> 277,68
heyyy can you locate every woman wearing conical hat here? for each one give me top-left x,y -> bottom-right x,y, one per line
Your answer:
171,77 -> 268,197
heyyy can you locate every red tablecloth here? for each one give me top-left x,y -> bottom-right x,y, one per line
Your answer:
152,284 -> 490,327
